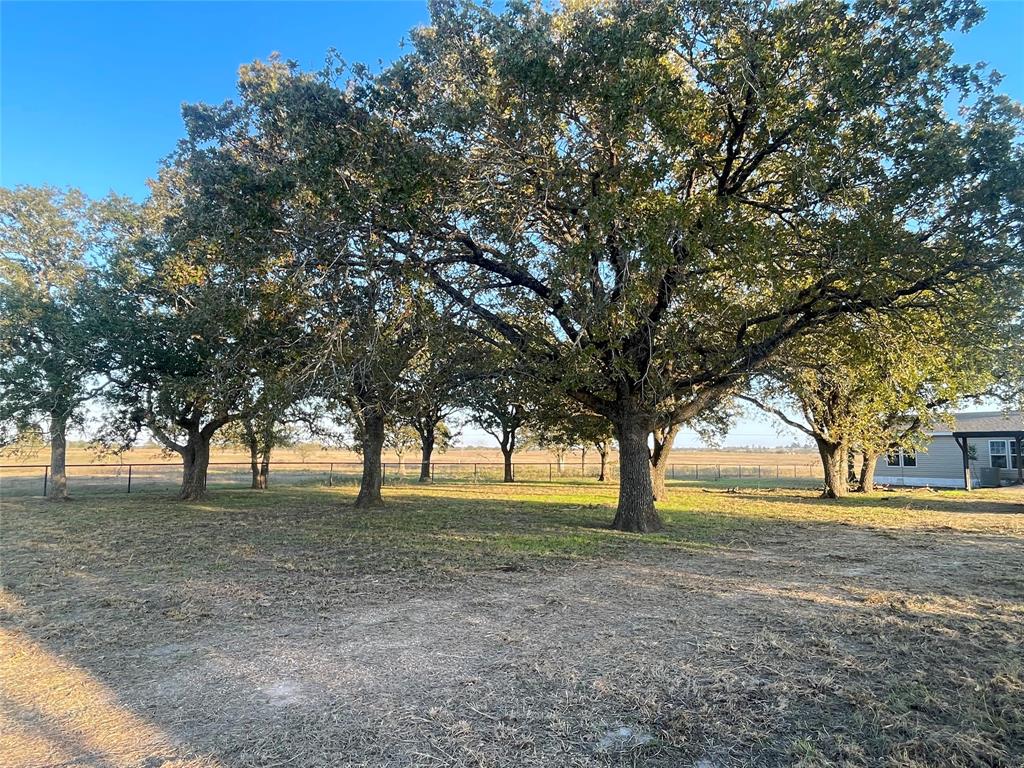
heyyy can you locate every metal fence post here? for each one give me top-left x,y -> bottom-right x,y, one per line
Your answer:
474,463 -> 478,483
382,462 -> 386,486
430,462 -> 435,481
549,463 -> 552,482
329,462 -> 334,487
695,464 -> 699,480
127,464 -> 132,494
43,466 -> 48,497
717,464 -> 721,480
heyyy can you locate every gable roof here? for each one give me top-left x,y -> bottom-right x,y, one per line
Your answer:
928,411 -> 1024,436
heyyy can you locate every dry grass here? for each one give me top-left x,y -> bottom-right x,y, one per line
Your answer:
1,481 -> 1021,767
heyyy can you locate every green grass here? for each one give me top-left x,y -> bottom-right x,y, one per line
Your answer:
7,480 -> 1019,586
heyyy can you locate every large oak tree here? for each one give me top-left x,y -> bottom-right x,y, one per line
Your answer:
361,0 -> 1023,530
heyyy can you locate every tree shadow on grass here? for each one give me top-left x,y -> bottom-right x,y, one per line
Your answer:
2,481 -> 1022,767
719,486 -> 1024,516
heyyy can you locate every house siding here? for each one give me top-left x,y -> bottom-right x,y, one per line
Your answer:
875,436 -> 970,488
874,434 -> 1020,488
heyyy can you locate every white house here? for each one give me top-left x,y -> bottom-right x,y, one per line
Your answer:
874,411 -> 1023,489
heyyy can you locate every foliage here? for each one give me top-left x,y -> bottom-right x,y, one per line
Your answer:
0,185 -> 132,444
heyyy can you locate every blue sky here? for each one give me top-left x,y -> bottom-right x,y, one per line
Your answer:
2,0 -> 1021,447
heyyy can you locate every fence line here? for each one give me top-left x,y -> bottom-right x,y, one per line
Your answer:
0,459 -> 823,498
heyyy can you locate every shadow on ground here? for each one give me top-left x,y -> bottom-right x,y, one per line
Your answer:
2,482 -> 1022,767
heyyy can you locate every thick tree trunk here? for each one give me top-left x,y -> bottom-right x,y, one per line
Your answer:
501,447 -> 514,483
47,409 -> 70,501
355,413 -> 385,508
179,432 -> 211,501
597,449 -> 608,482
258,450 -> 270,489
650,423 -> 680,501
419,429 -> 435,483
611,416 -> 662,532
858,450 -> 878,493
817,438 -> 848,499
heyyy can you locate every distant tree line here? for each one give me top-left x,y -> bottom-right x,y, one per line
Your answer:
1,0 -> 1022,531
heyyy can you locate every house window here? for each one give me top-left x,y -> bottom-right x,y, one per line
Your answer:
886,448 -> 917,467
992,440 -> 1020,470
991,440 -> 1008,469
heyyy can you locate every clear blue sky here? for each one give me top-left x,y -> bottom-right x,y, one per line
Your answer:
2,0 -> 1021,447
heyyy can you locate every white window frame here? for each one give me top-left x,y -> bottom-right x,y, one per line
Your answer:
885,448 -> 917,468
990,440 -> 1008,469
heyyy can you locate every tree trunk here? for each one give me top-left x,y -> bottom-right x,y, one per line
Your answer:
817,438 -> 848,499
858,450 -> 878,493
597,448 -> 608,482
501,446 -> 514,483
611,415 -> 662,532
258,449 -> 270,489
650,422 -> 680,501
179,432 -> 211,501
247,427 -> 261,489
355,412 -> 385,508
419,428 -> 435,483
47,409 -> 70,501
556,452 -> 565,474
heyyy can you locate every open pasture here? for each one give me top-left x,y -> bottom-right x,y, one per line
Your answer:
2,481 -> 1022,767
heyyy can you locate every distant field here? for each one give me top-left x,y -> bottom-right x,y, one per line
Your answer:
3,443 -> 820,469
0,443 -> 824,498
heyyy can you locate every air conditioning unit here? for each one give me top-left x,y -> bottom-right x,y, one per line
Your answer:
978,467 -> 1001,488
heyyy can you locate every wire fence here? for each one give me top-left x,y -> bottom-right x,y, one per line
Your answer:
0,459 -> 825,498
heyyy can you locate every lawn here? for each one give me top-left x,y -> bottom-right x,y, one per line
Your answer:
1,481 -> 1022,767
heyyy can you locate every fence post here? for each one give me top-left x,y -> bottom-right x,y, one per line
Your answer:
549,463 -> 552,482
695,464 -> 699,480
671,464 -> 675,480
382,463 -> 386,486
717,464 -> 721,480
474,463 -> 478,483
512,463 -> 516,482
431,462 -> 435,481
738,465 -> 742,479
127,464 -> 132,494
329,462 -> 334,487
43,466 -> 48,497
758,465 -> 761,480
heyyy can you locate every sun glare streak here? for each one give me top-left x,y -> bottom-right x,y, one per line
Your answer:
0,627 -> 218,768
